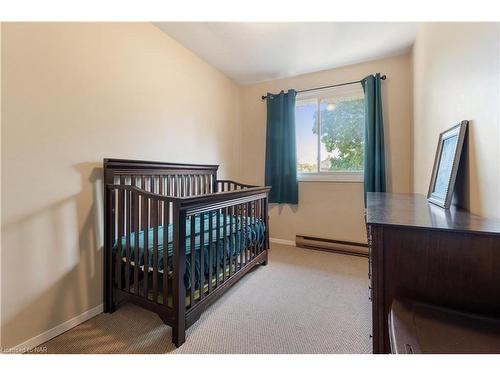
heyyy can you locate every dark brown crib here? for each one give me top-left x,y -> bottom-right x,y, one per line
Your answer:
103,159 -> 270,347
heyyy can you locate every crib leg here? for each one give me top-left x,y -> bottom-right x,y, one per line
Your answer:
172,320 -> 186,347
103,284 -> 116,313
261,249 -> 268,266
104,265 -> 114,313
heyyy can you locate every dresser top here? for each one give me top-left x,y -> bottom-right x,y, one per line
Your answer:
366,193 -> 500,235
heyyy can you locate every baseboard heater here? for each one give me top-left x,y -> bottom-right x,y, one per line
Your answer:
295,235 -> 368,257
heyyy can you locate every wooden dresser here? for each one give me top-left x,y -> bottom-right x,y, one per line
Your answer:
365,192 -> 500,353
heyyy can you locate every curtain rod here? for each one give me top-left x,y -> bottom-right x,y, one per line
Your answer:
261,74 -> 386,100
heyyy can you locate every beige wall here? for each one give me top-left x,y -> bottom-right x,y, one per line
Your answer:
239,53 -> 413,243
412,23 -> 500,219
1,23 -> 241,348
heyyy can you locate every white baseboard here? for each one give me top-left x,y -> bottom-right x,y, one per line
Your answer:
270,237 -> 296,246
6,304 -> 103,354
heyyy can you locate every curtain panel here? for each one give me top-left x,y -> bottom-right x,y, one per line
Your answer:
264,89 -> 298,204
361,74 -> 386,202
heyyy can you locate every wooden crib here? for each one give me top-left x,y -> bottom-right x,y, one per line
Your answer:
103,159 -> 270,347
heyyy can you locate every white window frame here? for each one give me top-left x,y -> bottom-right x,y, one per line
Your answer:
295,85 -> 365,183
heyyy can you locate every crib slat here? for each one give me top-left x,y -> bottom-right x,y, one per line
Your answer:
229,205 -> 233,277
208,210 -> 214,294
249,202 -> 252,261
216,210 -> 220,287
256,199 -> 260,255
116,189 -> 123,289
130,176 -> 136,230
234,205 -> 238,273
248,202 -> 252,262
250,200 -> 255,258
244,202 -> 248,265
125,189 -> 131,292
190,215 -> 196,307
142,195 -> 149,298
222,208 -> 227,282
259,199 -> 264,254
133,191 -> 140,295
239,204 -> 244,270
261,198 -> 265,253
257,200 -> 261,254
249,201 -> 253,260
241,203 -> 245,266
252,201 -> 257,259
152,198 -> 159,303
163,200 -> 169,307
240,204 -> 243,270
244,202 -> 248,262
199,212 -> 205,300
255,201 -> 258,260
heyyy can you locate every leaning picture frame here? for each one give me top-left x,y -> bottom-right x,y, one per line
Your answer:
427,120 -> 468,209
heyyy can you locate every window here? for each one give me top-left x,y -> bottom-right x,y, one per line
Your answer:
295,84 -> 365,182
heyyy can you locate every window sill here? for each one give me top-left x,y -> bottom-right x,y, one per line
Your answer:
297,172 -> 364,183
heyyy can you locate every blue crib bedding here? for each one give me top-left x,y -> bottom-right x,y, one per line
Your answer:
113,213 -> 266,290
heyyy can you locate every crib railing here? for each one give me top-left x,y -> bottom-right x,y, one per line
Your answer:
216,179 -> 258,192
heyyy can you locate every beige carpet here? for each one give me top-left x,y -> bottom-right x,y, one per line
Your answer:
37,244 -> 372,354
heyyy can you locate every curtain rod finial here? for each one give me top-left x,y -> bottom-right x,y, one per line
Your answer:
380,74 -> 387,80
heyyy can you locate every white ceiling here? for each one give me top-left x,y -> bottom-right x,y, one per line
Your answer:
154,22 -> 417,85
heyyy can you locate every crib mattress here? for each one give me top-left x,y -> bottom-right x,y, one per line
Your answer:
113,213 -> 266,290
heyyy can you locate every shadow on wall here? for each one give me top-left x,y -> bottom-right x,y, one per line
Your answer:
1,162 -> 104,349
453,122 -> 478,212
271,203 -> 299,214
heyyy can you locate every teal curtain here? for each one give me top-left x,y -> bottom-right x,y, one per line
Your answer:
361,74 -> 386,201
264,90 -> 298,204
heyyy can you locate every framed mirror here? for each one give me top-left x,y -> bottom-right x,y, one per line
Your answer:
427,120 -> 468,209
